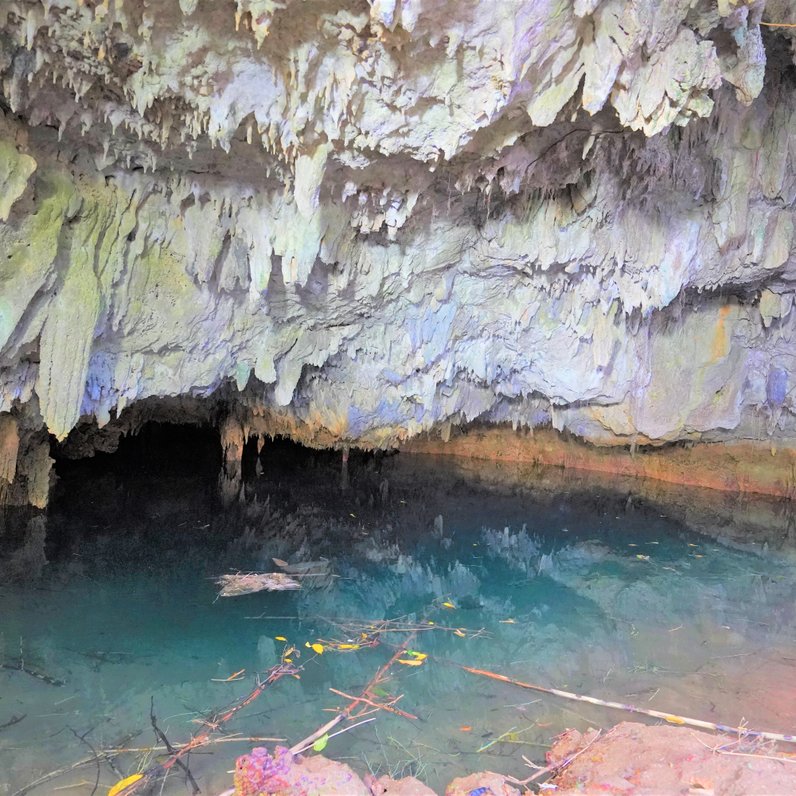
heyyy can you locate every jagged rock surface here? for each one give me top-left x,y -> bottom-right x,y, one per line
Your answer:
0,0 -> 795,494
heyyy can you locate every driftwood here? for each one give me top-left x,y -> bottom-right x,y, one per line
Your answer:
457,663 -> 796,745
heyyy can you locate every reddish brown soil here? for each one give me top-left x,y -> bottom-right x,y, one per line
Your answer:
231,722 -> 796,795
547,722 -> 796,795
403,426 -> 796,499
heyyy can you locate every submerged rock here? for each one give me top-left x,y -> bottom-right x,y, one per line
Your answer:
234,746 -> 370,796
445,771 -> 521,796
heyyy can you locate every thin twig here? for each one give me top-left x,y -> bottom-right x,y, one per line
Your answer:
104,736 -> 286,754
291,717 -> 377,755
508,730 -> 603,786
113,663 -> 297,796
689,732 -> 796,765
329,688 -> 416,720
0,714 -> 26,732
150,698 -> 200,795
68,729 -> 100,796
290,632 -> 417,755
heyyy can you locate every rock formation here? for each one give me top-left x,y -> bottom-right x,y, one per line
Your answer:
0,0 -> 795,504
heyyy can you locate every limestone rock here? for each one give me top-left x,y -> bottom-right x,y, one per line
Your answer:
0,1 -> 793,500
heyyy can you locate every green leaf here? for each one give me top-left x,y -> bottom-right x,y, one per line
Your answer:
312,733 -> 329,752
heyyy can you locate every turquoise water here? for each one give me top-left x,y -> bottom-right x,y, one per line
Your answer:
2,441 -> 796,794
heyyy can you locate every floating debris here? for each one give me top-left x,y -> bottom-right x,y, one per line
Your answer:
216,572 -> 301,597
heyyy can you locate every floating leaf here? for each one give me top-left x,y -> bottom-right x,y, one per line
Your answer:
108,774 -> 144,796
311,643 -> 324,655
284,646 -> 296,657
635,554 -> 650,561
284,657 -> 293,663
499,619 -> 516,624
442,601 -> 456,609
275,636 -> 287,642
407,650 -> 427,660
664,714 -> 686,725
454,629 -> 466,638
312,733 -> 329,752
272,558 -> 289,568
397,658 -> 424,666
459,725 -> 472,732
338,643 -> 360,650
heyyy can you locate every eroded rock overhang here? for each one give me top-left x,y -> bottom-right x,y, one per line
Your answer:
0,0 -> 795,504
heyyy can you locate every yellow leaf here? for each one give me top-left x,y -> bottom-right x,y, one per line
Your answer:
664,714 -> 686,725
275,636 -> 287,642
311,643 -> 324,655
284,646 -> 296,657
442,601 -> 456,609
407,651 -> 427,660
305,641 -> 311,648
397,658 -> 424,666
454,629 -> 466,637
108,774 -> 143,796
284,657 -> 293,663
338,643 -> 360,650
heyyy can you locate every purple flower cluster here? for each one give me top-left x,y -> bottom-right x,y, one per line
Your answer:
234,745 -> 294,795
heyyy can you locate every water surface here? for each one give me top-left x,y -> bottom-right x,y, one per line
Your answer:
2,439 -> 796,794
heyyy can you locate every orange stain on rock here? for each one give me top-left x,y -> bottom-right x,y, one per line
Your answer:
710,305 -> 732,361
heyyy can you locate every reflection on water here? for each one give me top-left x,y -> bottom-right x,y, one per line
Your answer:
1,445 -> 796,794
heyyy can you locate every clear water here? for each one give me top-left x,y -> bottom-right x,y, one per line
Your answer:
2,439 -> 796,794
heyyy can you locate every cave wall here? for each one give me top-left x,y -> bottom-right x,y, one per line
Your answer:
0,1 -> 795,503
